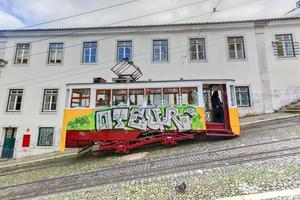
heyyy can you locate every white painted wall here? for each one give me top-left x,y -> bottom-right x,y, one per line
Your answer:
264,21 -> 300,109
0,19 -> 299,158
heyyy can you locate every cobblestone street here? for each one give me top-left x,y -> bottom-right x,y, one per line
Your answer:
0,117 -> 300,199
1,0 -> 300,199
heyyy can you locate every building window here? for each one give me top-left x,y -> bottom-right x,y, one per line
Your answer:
37,127 -> 54,146
42,89 -> 58,112
153,40 -> 168,62
48,43 -> 63,64
15,43 -> 30,64
82,42 -> 97,63
235,86 -> 251,107
71,89 -> 90,108
7,89 -> 23,112
227,37 -> 245,59
117,41 -> 132,62
189,38 -> 206,61
274,34 -> 295,57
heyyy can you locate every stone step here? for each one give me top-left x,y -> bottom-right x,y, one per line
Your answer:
290,102 -> 300,106
285,106 -> 300,110
279,109 -> 300,113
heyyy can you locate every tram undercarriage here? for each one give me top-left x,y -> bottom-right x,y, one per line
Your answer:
67,129 -> 235,155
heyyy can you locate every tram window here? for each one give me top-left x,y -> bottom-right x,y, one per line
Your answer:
163,88 -> 179,105
96,90 -> 111,107
71,89 -> 90,108
129,89 -> 144,106
203,91 -> 209,110
112,89 -> 127,106
230,85 -> 237,107
181,87 -> 197,105
146,88 -> 161,105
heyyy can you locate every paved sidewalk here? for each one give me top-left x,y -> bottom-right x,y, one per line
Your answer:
0,112 -> 299,169
240,112 -> 300,127
0,149 -> 77,169
218,188 -> 300,200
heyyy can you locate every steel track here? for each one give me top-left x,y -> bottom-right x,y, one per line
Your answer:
0,116 -> 299,177
1,144 -> 300,199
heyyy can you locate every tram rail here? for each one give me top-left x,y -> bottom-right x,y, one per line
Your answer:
1,136 -> 299,199
0,116 -> 299,177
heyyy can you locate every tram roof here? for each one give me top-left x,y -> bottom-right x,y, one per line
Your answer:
66,79 -> 235,89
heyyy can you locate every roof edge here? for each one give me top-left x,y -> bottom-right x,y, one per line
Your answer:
1,16 -> 300,33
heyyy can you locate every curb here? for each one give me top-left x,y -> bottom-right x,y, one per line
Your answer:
0,152 -> 77,170
240,113 -> 300,128
218,188 -> 300,200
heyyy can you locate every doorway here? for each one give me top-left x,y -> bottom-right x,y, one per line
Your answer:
1,128 -> 16,158
203,84 -> 229,130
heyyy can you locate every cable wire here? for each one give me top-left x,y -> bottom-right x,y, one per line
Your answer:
0,0 -> 211,50
0,0 -> 272,88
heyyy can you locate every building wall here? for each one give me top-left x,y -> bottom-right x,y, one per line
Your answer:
0,20 -> 299,158
264,21 -> 300,110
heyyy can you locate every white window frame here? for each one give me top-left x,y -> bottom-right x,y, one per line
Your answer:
48,43 -> 63,64
235,86 -> 251,107
274,34 -> 295,58
152,39 -> 169,62
117,40 -> 132,62
42,89 -> 59,112
227,36 -> 246,60
189,38 -> 206,61
82,41 -> 97,63
14,43 -> 30,64
6,89 -> 23,112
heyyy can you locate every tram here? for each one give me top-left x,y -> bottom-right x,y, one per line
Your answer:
60,79 -> 240,154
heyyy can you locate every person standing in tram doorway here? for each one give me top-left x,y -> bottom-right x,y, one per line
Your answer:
211,91 -> 224,123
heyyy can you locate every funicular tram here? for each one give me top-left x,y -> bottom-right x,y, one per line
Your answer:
60,61 -> 240,154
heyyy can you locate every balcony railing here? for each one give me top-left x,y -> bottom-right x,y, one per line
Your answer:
272,41 -> 300,57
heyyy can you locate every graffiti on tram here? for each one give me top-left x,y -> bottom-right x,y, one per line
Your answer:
67,106 -> 205,131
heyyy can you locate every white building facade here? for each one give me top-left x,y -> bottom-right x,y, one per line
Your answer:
0,17 -> 300,158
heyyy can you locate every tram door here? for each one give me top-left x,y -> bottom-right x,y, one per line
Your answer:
1,128 -> 16,158
203,84 -> 230,130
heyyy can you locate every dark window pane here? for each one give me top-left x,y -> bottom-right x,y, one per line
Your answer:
235,86 -> 251,107
38,128 -> 54,146
82,42 -> 97,63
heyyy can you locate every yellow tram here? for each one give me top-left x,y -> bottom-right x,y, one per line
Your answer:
60,79 -> 240,154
